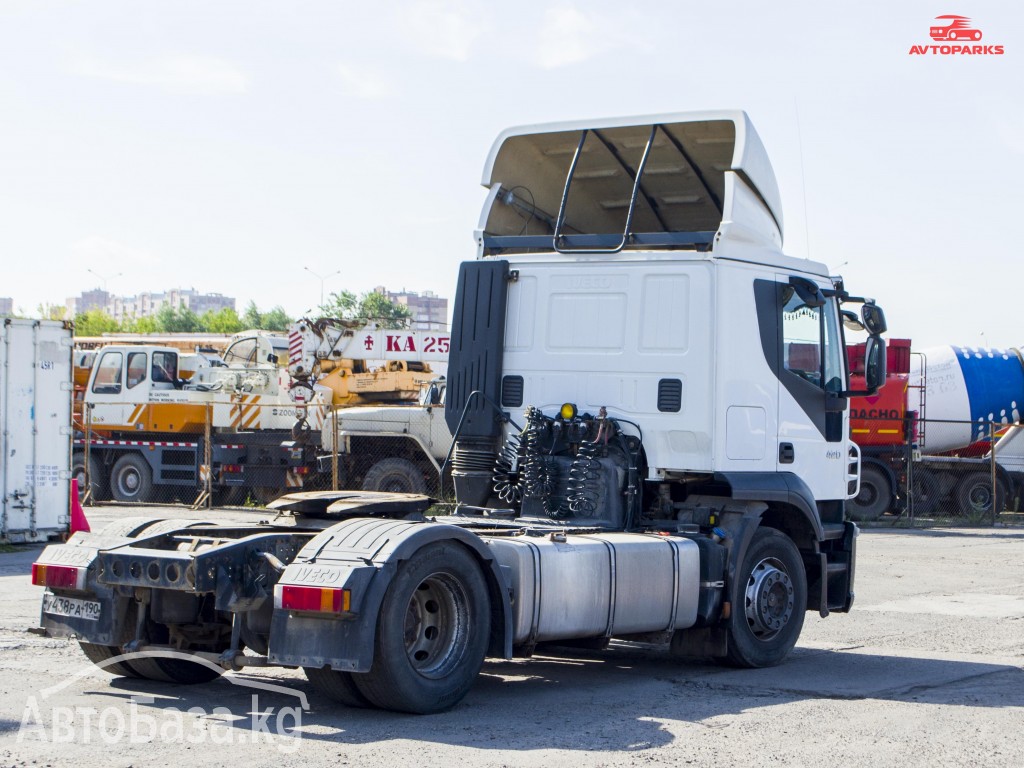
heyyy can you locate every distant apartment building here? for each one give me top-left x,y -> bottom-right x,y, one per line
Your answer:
375,287 -> 448,331
0,297 -> 13,316
66,288 -> 235,322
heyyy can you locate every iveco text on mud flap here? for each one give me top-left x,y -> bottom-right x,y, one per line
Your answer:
33,111 -> 887,715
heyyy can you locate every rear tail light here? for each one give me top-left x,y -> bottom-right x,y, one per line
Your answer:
32,563 -> 87,590
277,585 -> 351,614
221,464 -> 243,474
294,466 -> 310,476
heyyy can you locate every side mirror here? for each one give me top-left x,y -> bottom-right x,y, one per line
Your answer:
861,303 -> 887,335
841,309 -> 864,332
863,335 -> 887,393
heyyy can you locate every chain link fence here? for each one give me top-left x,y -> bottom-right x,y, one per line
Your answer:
851,417 -> 1024,527
73,399 -> 451,510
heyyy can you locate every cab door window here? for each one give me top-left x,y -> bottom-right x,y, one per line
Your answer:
127,352 -> 148,389
92,351 -> 123,395
782,291 -> 822,386
152,351 -> 179,387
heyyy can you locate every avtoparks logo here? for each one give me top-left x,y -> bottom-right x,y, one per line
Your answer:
909,15 -> 1005,55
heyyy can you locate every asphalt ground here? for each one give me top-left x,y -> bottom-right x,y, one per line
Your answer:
1,505 -> 1022,767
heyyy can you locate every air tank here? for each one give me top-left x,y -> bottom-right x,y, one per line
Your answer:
912,346 -> 1024,453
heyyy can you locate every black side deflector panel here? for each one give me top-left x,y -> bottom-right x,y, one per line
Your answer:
446,260 -> 510,438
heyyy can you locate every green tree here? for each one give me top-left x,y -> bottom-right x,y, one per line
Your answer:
154,304 -> 201,333
319,290 -> 358,319
357,292 -> 411,329
317,290 -> 410,329
74,309 -> 119,337
261,306 -> 292,332
35,303 -> 67,321
202,307 -> 243,334
242,301 -> 262,329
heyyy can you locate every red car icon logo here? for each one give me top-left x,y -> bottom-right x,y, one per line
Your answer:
929,15 -> 983,41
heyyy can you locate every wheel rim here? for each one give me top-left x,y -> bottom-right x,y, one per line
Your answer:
118,468 -> 140,496
857,483 -> 877,506
967,484 -> 991,511
743,557 -> 795,640
402,573 -> 469,679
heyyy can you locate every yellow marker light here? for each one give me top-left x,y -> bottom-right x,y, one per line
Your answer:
560,403 -> 577,420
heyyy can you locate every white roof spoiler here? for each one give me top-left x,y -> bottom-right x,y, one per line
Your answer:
477,110 -> 783,255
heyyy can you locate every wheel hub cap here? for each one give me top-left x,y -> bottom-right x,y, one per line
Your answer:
744,559 -> 795,639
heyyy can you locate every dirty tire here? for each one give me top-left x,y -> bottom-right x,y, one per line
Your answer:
126,654 -> 222,684
305,667 -> 373,708
109,453 -> 155,503
353,542 -> 490,714
725,527 -> 806,668
955,473 -> 1006,520
361,458 -> 428,495
72,451 -> 107,502
78,642 -> 142,678
847,464 -> 891,522
910,468 -> 941,516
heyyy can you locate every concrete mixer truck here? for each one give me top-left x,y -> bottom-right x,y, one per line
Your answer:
847,339 -> 1024,520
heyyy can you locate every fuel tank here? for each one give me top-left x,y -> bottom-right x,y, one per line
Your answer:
484,532 -> 700,645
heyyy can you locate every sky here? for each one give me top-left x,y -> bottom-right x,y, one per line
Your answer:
1,1 -> 1021,349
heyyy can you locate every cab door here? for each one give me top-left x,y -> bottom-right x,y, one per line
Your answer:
776,279 -> 848,501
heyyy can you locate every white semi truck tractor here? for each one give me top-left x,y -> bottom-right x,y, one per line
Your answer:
31,111 -> 886,714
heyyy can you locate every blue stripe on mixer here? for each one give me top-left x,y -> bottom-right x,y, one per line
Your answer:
952,347 -> 1024,434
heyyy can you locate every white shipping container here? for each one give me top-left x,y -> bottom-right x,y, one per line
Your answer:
1,319 -> 74,542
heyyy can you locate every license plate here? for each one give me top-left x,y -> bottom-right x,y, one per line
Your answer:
43,593 -> 101,621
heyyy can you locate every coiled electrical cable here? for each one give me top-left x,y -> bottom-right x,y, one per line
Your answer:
566,438 -> 601,517
492,431 -> 523,505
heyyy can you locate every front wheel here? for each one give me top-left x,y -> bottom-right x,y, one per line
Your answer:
72,452 -> 107,502
847,464 -> 891,521
725,528 -> 807,668
353,542 -> 490,714
361,457 -> 428,494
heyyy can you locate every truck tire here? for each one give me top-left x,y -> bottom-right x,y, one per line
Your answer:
78,641 -> 142,678
910,468 -> 941,516
110,454 -> 155,503
304,667 -> 372,708
955,473 -> 1006,519
846,465 -> 891,522
361,458 -> 428,494
72,452 -> 107,502
353,541 -> 490,714
725,527 -> 807,668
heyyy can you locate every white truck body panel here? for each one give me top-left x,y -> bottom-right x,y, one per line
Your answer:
1,319 -> 73,542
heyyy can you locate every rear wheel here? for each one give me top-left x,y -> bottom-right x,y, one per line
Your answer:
353,542 -> 490,713
305,667 -> 372,708
78,642 -> 141,678
110,454 -> 155,503
725,528 -> 807,668
955,473 -> 1006,520
847,464 -> 891,521
361,457 -> 427,494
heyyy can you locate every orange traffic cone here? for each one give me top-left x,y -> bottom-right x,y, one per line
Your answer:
70,479 -> 91,534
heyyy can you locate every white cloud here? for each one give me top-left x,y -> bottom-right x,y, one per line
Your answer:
72,55 -> 248,95
398,0 -> 485,62
337,63 -> 395,100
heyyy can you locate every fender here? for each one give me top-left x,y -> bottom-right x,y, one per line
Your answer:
268,518 -> 513,672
